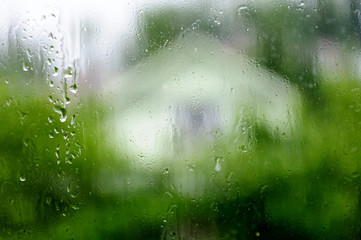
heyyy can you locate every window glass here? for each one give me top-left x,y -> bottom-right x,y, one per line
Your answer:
1,0 -> 361,239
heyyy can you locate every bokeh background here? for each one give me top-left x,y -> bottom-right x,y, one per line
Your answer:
1,0 -> 361,239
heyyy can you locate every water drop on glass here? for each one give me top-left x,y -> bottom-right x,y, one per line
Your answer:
48,32 -> 55,40
215,157 -> 222,172
60,114 -> 67,122
71,192 -> 78,198
237,5 -> 248,15
54,105 -> 67,122
125,178 -> 131,185
70,84 -> 78,94
53,67 -> 59,76
20,175 -> 26,182
64,67 -> 73,77
22,62 -> 29,72
188,164 -> 194,172
71,115 -> 76,125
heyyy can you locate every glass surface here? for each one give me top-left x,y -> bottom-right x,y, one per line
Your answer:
1,0 -> 361,239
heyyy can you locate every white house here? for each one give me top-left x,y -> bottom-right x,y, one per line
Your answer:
103,32 -> 301,196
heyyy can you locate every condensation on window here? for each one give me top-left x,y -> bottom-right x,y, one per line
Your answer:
1,0 -> 361,239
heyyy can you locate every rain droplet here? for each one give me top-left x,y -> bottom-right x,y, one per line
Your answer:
71,191 -> 78,198
48,32 -> 55,40
64,67 -> 73,77
70,115 -> 76,125
20,175 -> 26,182
55,150 -> 60,159
22,62 -> 29,72
188,164 -> 194,172
60,114 -> 67,122
65,97 -> 71,105
19,111 -> 28,120
352,172 -> 360,178
191,20 -> 201,30
5,98 -> 12,106
70,84 -> 78,94
296,1 -> 305,11
53,67 -> 59,76
215,157 -> 222,172
125,178 -> 131,185
71,204 -> 79,210
237,5 -> 248,15
53,105 -> 67,122
213,17 -> 221,25
239,145 -> 248,153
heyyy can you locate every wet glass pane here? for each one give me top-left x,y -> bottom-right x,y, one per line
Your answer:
1,0 -> 361,239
